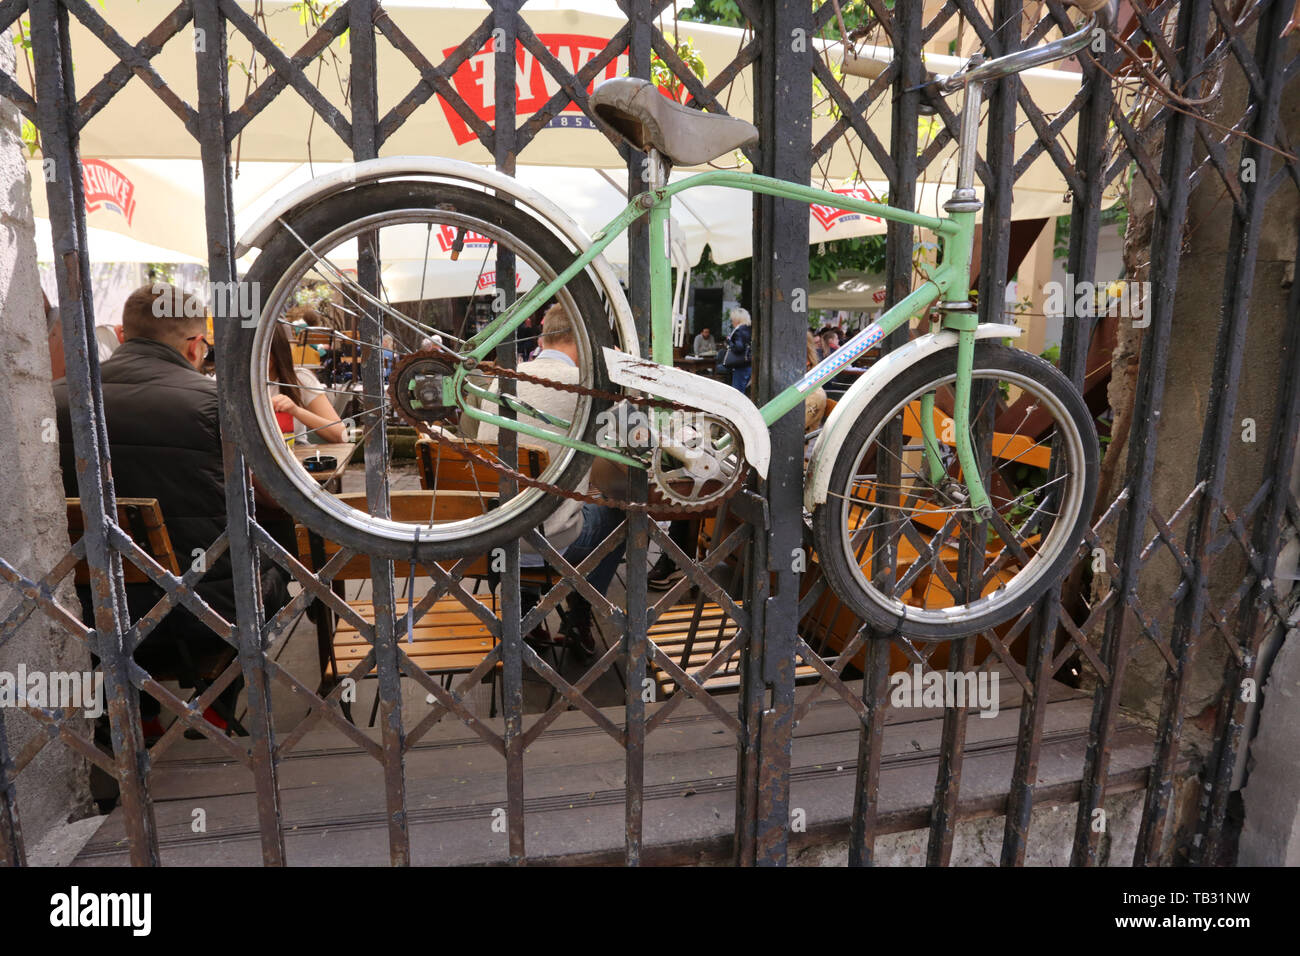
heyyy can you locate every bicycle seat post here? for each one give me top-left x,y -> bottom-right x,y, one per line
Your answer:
945,54 -> 985,217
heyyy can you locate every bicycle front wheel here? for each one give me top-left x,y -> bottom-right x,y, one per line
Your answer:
223,180 -> 614,562
811,344 -> 1098,640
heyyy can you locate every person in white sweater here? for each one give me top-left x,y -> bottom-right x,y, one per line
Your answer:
471,304 -> 625,658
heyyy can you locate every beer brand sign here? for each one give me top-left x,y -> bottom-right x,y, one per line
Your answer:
435,224 -> 494,253
810,187 -> 883,232
476,270 -> 525,291
440,34 -> 628,145
82,159 -> 136,226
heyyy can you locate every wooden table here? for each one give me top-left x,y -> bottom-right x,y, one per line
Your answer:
294,442 -> 357,489
679,355 -> 721,377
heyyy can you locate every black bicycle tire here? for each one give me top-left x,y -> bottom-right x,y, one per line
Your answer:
221,180 -> 614,562
811,344 -> 1099,641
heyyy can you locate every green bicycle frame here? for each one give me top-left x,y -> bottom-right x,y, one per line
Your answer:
453,168 -> 990,513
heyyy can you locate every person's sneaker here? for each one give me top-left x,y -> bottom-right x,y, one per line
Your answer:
184,707 -> 229,740
648,554 -> 685,590
560,617 -> 598,662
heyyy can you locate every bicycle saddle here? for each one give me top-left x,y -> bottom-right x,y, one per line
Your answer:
591,77 -> 758,167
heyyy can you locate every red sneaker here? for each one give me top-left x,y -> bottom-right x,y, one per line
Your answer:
184,707 -> 230,740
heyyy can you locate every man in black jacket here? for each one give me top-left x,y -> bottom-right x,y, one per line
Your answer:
53,283 -> 288,736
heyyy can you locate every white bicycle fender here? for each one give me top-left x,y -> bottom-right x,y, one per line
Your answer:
234,156 -> 640,358
804,324 -> 1024,510
603,348 -> 771,480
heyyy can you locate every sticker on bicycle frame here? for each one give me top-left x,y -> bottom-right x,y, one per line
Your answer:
795,323 -> 885,393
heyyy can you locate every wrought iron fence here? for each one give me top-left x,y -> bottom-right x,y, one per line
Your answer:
0,0 -> 1296,866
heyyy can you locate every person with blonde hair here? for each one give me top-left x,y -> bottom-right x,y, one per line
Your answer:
720,306 -> 752,392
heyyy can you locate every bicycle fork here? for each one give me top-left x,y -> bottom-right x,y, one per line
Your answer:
916,324 -> 993,522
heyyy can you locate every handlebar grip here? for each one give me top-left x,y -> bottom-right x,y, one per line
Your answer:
841,48 -> 890,80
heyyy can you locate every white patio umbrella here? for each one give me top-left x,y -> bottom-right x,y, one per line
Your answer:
807,270 -> 887,311
21,0 -> 1111,285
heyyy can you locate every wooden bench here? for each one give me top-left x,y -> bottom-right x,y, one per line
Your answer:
297,490 -> 501,723
416,436 -> 549,493
648,598 -> 824,697
644,510 -> 821,699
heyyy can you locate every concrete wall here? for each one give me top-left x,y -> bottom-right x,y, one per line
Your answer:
1090,29 -> 1298,752
1238,434 -> 1300,866
0,38 -> 94,852
790,791 -> 1150,866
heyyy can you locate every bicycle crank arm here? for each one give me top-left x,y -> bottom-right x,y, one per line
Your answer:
602,348 -> 771,480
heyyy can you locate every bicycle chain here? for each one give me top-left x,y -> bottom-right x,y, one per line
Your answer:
389,350 -> 749,515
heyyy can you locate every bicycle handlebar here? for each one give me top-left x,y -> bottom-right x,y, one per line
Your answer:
841,3 -> 1118,92
936,1 -> 1118,92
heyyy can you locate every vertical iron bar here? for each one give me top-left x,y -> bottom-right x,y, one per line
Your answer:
493,0 -> 526,866
848,636 -> 891,865
1003,0 -> 1114,866
1196,197 -> 1300,865
932,0 -> 1026,865
195,0 -> 286,866
849,0 -> 922,869
1134,0 -> 1284,862
0,707 -> 22,865
350,0 -> 409,866
30,0 -> 159,866
1072,0 -> 1212,867
743,0 -> 810,867
623,0 -> 651,866
1174,0 -> 1294,865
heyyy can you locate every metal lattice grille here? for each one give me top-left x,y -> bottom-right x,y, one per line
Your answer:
0,0 -> 1296,867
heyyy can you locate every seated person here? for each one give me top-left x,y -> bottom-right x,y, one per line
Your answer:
470,303 -> 626,659
816,325 -> 841,361
52,283 -> 290,739
692,327 -> 718,357
268,323 -> 344,443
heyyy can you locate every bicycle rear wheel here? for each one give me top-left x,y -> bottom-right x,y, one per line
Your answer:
811,344 -> 1098,640
222,180 -> 614,561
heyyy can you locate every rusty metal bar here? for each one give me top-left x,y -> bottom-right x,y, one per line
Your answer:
1189,0 -> 1298,865
930,0 -> 1026,866
848,635 -> 891,865
1072,0 -> 1213,867
738,0 -> 811,867
847,0 -> 925,868
491,0 -> 527,866
29,0 -> 159,866
348,0 -> 410,866
0,706 -> 22,866
622,0 -> 652,866
1134,0 -> 1289,865
1002,0 -> 1117,867
193,0 -> 286,866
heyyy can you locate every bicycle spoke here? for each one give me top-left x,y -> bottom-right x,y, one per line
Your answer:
278,218 -> 442,345
266,378 -> 388,404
